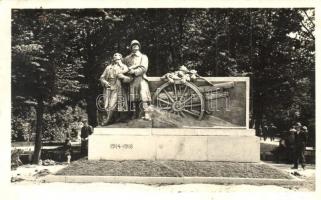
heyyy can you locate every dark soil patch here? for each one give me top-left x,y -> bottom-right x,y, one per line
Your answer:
163,161 -> 291,179
56,160 -> 292,179
56,159 -> 180,177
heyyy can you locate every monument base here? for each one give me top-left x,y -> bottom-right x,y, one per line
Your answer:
89,128 -> 259,162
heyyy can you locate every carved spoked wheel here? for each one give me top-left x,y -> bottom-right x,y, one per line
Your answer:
153,81 -> 205,120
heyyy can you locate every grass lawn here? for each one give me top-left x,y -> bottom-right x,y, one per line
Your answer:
55,159 -> 292,179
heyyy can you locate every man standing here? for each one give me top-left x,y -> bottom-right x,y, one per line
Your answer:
292,125 -> 308,170
268,123 -> 277,141
262,123 -> 269,141
286,127 -> 296,164
124,40 -> 151,120
80,119 -> 93,156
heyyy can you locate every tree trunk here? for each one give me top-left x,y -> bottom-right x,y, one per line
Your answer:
179,10 -> 185,63
252,81 -> 265,135
32,97 -> 44,164
85,66 -> 99,127
86,94 -> 98,127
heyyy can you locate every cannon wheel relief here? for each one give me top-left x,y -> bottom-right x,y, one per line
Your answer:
153,81 -> 205,120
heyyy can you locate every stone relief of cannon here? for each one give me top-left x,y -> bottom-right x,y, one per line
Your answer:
153,67 -> 234,120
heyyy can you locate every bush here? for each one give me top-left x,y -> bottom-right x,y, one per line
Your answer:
42,105 -> 87,141
12,103 -> 87,142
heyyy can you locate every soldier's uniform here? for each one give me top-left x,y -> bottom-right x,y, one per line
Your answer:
124,40 -> 151,120
124,52 -> 151,102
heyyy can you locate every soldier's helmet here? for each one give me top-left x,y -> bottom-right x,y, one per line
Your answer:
130,40 -> 141,48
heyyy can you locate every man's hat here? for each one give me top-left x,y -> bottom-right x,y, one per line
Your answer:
113,53 -> 122,60
130,40 -> 141,48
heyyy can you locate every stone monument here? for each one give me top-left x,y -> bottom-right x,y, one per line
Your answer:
90,64 -> 259,162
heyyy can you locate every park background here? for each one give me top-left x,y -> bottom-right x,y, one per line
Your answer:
11,8 -> 315,163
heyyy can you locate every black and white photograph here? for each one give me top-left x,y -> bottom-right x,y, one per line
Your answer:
0,0 -> 318,199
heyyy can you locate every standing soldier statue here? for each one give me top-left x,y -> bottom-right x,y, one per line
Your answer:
124,40 -> 152,120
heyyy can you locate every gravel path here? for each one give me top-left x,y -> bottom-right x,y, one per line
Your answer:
10,181 -> 316,200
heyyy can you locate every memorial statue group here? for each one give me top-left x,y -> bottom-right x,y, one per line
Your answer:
72,40 -> 198,159
63,40 -> 311,170
99,40 -> 152,124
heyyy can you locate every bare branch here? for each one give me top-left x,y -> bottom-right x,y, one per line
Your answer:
302,10 -> 315,29
300,21 -> 315,40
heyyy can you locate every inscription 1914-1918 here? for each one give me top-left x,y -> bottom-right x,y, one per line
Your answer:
110,144 -> 134,149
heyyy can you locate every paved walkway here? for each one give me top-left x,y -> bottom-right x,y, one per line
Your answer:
263,161 -> 315,191
9,178 -> 316,200
11,164 -> 67,182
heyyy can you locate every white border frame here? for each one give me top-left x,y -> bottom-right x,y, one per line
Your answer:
1,1 -> 319,199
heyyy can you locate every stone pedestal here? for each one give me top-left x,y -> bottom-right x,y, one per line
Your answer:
88,128 -> 260,162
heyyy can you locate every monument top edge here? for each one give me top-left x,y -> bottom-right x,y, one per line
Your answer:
92,128 -> 255,136
147,76 -> 249,82
94,127 -> 250,130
